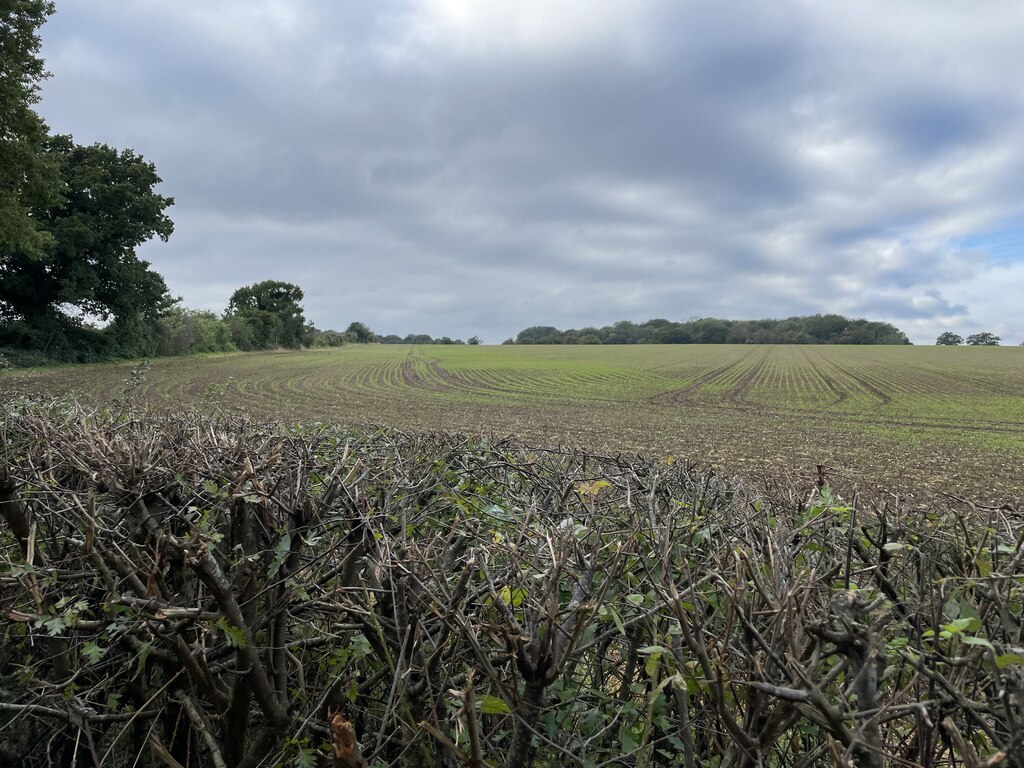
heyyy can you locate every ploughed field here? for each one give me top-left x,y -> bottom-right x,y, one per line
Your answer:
4,343 -> 1024,502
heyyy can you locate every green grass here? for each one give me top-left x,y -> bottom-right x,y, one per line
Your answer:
3,343 -> 1023,502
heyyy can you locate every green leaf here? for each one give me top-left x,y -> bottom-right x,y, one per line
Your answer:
625,593 -> 645,607
645,652 -> 662,678
216,617 -> 248,648
605,605 -> 626,636
942,617 -> 981,635
638,645 -> 668,678
268,532 -> 292,578
479,695 -> 512,715
620,724 -> 639,754
132,641 -> 152,681
294,748 -> 318,768
38,616 -> 66,637
638,645 -> 669,655
960,635 -> 993,649
995,653 -> 1024,669
81,642 -> 104,664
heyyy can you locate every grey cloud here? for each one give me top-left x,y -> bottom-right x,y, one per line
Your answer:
35,0 -> 1024,344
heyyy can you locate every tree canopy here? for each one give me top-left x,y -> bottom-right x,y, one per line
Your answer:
1,5 -> 178,362
0,136 -> 175,326
226,280 -> 307,349
966,331 -> 1000,346
345,321 -> 375,344
512,315 -> 911,345
935,332 -> 964,346
0,0 -> 59,259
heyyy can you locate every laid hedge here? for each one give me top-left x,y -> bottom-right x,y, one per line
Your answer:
1,398 -> 1021,767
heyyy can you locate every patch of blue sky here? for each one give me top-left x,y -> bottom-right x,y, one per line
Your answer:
954,225 -> 1024,264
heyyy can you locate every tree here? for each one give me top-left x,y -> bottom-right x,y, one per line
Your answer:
0,0 -> 60,259
467,335 -> 481,345
226,280 -> 307,349
516,326 -> 564,344
1,136 -> 175,356
345,321 -> 376,344
966,332 -> 1000,346
935,331 -> 963,346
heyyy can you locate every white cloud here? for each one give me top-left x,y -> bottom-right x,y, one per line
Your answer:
34,0 -> 1024,344
393,0 -> 668,60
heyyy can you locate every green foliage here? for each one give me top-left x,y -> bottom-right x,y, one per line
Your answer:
226,280 -> 307,349
0,315 -> 117,364
1,6 -> 180,366
513,314 -> 912,345
966,331 -> 1001,346
0,135 -> 175,328
0,0 -> 59,259
378,332 -> 473,345
345,321 -> 376,344
154,307 -> 235,356
936,331 -> 964,345
306,328 -> 348,347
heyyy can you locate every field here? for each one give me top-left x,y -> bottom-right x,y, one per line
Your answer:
4,343 -> 1024,501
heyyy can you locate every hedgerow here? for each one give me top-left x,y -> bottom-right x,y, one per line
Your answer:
0,399 -> 1021,767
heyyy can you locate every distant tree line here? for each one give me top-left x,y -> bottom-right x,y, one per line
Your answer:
509,315 -> 911,345
378,333 -> 481,346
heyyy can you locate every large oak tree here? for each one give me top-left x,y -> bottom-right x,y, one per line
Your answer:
0,135 -> 175,327
1,3 -> 176,359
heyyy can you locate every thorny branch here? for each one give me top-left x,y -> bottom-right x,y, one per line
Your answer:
0,398 -> 1021,767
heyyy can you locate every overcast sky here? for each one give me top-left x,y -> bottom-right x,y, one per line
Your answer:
37,1 -> 1024,344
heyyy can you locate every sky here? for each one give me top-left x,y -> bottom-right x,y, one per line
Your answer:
35,0 -> 1024,344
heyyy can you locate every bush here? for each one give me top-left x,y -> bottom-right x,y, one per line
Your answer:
155,308 -> 235,356
0,318 -> 118,364
307,328 -> 348,347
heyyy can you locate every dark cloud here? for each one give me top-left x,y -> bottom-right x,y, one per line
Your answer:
35,0 -> 1024,343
